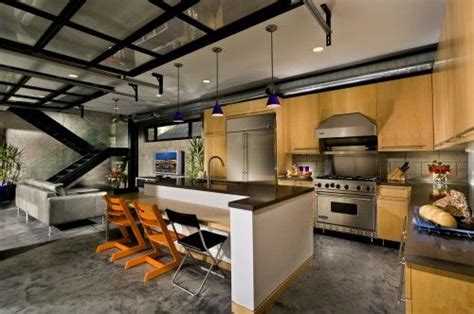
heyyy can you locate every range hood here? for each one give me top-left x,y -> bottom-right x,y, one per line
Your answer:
315,113 -> 377,139
315,113 -> 377,154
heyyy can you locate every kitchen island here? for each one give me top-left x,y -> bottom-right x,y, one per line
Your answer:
402,182 -> 474,313
142,178 -> 314,313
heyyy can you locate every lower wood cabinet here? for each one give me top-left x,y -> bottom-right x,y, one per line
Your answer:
405,263 -> 474,314
376,185 -> 411,242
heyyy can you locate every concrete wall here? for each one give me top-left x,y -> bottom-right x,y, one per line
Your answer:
138,128 -> 191,177
0,109 -> 128,187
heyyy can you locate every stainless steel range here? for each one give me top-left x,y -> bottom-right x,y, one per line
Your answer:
314,175 -> 377,238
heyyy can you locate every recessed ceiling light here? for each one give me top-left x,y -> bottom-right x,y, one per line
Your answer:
202,79 -> 211,84
312,46 -> 324,53
155,94 -> 163,97
68,74 -> 78,78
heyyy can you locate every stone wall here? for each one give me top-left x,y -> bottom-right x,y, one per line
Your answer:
0,109 -> 128,187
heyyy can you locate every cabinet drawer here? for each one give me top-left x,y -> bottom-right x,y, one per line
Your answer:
377,185 -> 411,199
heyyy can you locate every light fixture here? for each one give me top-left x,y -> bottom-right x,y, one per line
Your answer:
68,74 -> 78,78
265,24 -> 280,108
173,63 -> 184,123
312,46 -> 324,53
211,47 -> 224,117
202,79 -> 211,84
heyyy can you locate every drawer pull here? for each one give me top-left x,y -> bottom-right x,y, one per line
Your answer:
397,216 -> 408,304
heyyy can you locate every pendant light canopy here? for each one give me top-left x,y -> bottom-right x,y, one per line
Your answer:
265,24 -> 281,108
173,62 -> 184,123
211,47 -> 224,117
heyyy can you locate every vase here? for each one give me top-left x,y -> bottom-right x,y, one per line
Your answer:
432,173 -> 448,184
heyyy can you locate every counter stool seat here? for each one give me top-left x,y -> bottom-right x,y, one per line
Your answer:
178,230 -> 227,252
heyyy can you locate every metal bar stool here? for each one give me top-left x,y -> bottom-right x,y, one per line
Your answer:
124,202 -> 182,282
96,196 -> 146,262
166,208 -> 228,296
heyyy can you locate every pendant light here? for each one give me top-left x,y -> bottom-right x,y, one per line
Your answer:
173,63 -> 184,123
265,24 -> 280,108
211,47 -> 224,117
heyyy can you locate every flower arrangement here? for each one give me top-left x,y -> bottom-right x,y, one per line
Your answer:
428,160 -> 450,184
106,160 -> 128,189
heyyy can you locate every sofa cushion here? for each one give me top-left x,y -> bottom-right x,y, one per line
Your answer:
23,179 -> 65,195
66,187 -> 100,195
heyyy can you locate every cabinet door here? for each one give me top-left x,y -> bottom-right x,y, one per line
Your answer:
204,133 -> 226,178
204,109 -> 226,134
406,263 -> 474,314
376,75 -> 434,151
225,101 -> 249,117
376,197 -> 409,242
318,85 -> 377,120
286,94 -> 319,153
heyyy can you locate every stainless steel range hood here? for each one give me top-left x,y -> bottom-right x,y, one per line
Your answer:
315,113 -> 377,139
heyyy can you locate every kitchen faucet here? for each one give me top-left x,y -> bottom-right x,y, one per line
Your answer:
207,155 -> 225,188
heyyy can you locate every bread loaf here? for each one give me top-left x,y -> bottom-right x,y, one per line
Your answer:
419,204 -> 457,228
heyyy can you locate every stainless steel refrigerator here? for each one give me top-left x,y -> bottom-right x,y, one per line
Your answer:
226,114 -> 275,182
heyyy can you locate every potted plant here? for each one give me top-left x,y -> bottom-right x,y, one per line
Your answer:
186,137 -> 204,181
0,142 -> 23,201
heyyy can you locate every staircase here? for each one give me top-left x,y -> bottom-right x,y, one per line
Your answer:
48,147 -> 129,187
9,107 -> 94,155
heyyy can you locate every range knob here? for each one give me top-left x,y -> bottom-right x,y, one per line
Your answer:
336,184 -> 341,189
325,183 -> 330,188
344,185 -> 349,190
317,183 -> 322,187
356,185 -> 362,191
366,186 -> 371,192
330,183 -> 335,188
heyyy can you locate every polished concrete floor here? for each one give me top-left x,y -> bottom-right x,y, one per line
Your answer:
0,205 -> 404,313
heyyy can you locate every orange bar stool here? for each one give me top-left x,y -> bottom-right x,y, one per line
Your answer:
124,202 -> 182,282
96,196 -> 146,262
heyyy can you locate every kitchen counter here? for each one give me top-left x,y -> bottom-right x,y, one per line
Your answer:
399,181 -> 474,276
145,177 -> 314,211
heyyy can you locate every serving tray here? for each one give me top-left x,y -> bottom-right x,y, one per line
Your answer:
412,206 -> 474,239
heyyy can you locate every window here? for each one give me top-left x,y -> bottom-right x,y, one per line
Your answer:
145,120 -> 202,142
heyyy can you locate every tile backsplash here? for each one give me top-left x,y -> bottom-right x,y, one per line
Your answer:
291,150 -> 469,182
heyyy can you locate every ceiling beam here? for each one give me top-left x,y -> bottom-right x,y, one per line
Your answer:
37,84 -> 74,106
0,76 -> 31,104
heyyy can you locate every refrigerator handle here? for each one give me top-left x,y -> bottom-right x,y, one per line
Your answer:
245,132 -> 249,181
242,132 -> 247,181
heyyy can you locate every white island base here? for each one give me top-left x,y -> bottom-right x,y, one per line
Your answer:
144,184 -> 314,313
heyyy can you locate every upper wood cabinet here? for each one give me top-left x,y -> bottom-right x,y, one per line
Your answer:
285,94 -> 319,153
376,75 -> 434,151
317,84 -> 377,121
433,0 -> 474,149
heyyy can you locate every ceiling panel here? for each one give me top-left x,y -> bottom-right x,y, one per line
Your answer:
0,84 -> 12,94
53,95 -> 82,103
9,96 -> 37,103
100,47 -> 155,71
16,87 -> 49,97
70,0 -> 164,40
27,77 -> 63,90
67,86 -> 98,95
18,0 -> 68,15
133,17 -> 206,55
0,70 -> 22,84
0,4 -> 51,46
44,26 -> 113,61
184,0 -> 277,30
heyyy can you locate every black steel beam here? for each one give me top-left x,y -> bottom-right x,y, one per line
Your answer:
0,92 -> 76,104
1,76 -> 31,103
128,1 -> 303,76
90,0 -> 199,65
2,101 -> 60,110
149,0 -> 214,34
0,38 -> 128,75
0,80 -> 88,97
34,0 -> 86,50
37,84 -> 74,106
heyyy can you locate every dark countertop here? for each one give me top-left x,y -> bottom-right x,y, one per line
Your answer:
278,176 -> 313,182
386,181 -> 474,276
144,177 -> 314,211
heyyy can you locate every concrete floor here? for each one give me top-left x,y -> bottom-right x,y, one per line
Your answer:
0,205 -> 404,313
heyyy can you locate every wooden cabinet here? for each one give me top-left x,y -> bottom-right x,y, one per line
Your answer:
376,185 -> 411,242
405,263 -> 474,313
204,109 -> 226,134
433,0 -> 474,149
286,94 -> 319,154
203,133 -> 226,178
317,84 -> 377,120
278,178 -> 314,188
376,75 -> 434,151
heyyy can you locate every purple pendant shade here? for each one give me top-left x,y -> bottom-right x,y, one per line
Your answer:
212,101 -> 224,117
266,93 -> 281,108
173,111 -> 184,123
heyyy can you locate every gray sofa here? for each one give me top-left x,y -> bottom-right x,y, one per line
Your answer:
15,179 -> 107,231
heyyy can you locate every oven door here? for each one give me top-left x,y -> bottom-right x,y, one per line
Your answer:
316,192 -> 375,231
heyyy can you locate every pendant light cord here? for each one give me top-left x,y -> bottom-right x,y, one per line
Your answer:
216,50 -> 219,101
177,66 -> 180,111
270,30 -> 274,85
